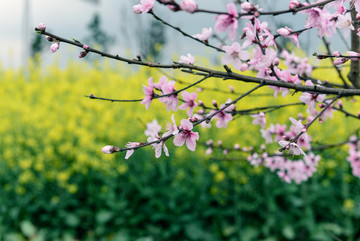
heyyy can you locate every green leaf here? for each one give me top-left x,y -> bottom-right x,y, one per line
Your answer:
282,225 -> 295,240
65,214 -> 80,227
20,220 -> 36,237
96,210 -> 113,224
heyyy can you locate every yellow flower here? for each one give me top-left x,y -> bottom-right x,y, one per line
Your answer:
343,199 -> 355,211
209,163 -> 219,173
214,171 -> 226,182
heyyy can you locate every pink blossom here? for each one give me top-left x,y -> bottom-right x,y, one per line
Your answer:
281,50 -> 313,76
38,23 -> 46,31
50,41 -> 60,53
147,136 -> 169,158
144,119 -> 161,137
299,80 -> 326,112
248,46 -> 277,70
141,77 -> 155,110
302,7 -> 333,37
180,0 -> 197,13
336,13 -> 354,37
179,91 -> 198,116
101,145 -> 120,154
125,142 -> 141,159
193,28 -> 212,41
133,0 -> 155,14
214,3 -> 238,41
279,141 -> 306,155
247,152 -> 263,166
277,26 -> 300,48
153,75 -> 168,90
173,119 -> 199,151
210,99 -> 235,128
163,114 -> 179,136
274,124 -> 287,142
179,53 -> 195,65
160,79 -> 178,112
353,0 -> 360,14
221,42 -> 250,70
251,112 -> 266,128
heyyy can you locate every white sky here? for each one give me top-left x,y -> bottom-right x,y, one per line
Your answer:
0,0 -> 349,69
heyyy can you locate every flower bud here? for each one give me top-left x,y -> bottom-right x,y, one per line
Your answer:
50,41 -> 60,53
79,51 -> 88,58
212,100 -> 218,108
333,58 -> 348,65
190,116 -> 198,122
234,144 -> 240,150
83,45 -> 89,50
289,0 -> 300,10
45,36 -> 54,42
180,0 -> 198,13
38,23 -> 46,31
101,145 -> 120,154
333,51 -> 341,57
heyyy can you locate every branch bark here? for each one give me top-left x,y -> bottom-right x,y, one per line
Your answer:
348,8 -> 360,88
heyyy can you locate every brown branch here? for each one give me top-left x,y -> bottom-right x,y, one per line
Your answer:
35,28 -> 360,97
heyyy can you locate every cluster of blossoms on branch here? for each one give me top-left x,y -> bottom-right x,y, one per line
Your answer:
35,0 -> 360,184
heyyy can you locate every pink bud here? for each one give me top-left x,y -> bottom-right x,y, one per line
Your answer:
217,140 -> 223,146
234,144 -> 240,150
212,100 -> 218,108
45,36 -> 54,42
133,4 -> 142,14
333,51 -> 341,57
229,85 -> 234,93
79,51 -> 88,58
198,100 -> 204,106
83,45 -> 89,50
190,116 -> 198,122
273,58 -> 280,66
337,100 -> 343,109
101,145 -> 120,154
319,118 -> 323,124
50,41 -> 60,53
289,0 -> 300,10
38,23 -> 46,31
283,136 -> 290,141
333,58 -> 348,65
277,27 -> 291,36
357,14 -> 360,21
319,103 -> 325,108
261,144 -> 266,150
223,149 -> 229,155
240,63 -> 248,71
241,2 -> 255,12
180,0 -> 198,13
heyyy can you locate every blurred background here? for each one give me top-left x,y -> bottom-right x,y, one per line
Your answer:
1,0 -> 360,241
1,0 -> 346,69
